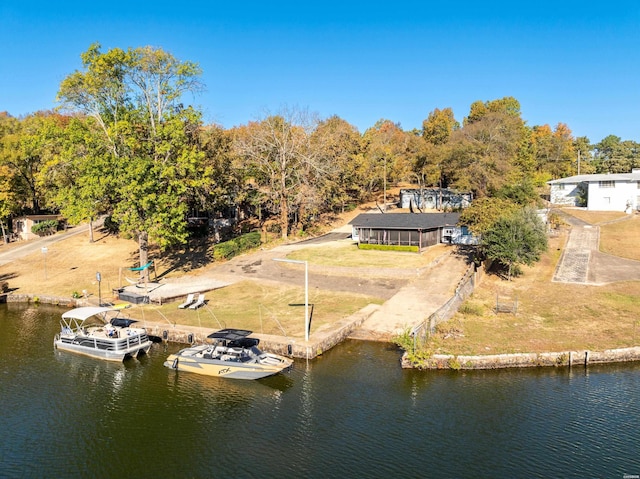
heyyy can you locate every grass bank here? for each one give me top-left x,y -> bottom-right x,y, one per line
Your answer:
422,210 -> 640,356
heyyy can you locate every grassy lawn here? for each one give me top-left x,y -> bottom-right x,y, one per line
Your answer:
287,241 -> 450,269
0,230 -> 384,337
427,213 -> 640,355
599,217 -> 640,261
141,280 -> 381,336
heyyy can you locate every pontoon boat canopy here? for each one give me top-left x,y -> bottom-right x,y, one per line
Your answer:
61,306 -> 117,322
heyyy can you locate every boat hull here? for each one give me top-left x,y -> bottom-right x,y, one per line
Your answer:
164,352 -> 293,380
55,335 -> 153,362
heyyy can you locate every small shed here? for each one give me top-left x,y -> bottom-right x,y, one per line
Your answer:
12,215 -> 62,241
349,212 -> 464,251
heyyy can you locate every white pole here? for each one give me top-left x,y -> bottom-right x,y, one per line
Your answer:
304,261 -> 309,342
273,258 -> 309,341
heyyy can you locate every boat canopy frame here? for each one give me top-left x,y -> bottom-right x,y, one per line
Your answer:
207,329 -> 253,341
60,306 -> 129,332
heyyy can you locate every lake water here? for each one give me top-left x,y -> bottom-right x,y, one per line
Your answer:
1,303 -> 639,478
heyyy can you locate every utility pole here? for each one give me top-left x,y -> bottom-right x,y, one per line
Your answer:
577,149 -> 581,175
383,158 -> 387,212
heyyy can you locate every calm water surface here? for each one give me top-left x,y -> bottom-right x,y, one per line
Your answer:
1,303 -> 639,478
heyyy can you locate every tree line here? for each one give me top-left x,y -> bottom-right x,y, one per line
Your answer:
1,44 -> 639,267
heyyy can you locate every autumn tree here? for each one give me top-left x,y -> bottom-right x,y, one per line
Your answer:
530,123 -> 576,179
362,119 -> 413,208
422,107 -> 459,146
444,98 -> 527,197
310,115 -> 367,215
233,107 -> 319,239
192,124 -> 237,215
57,43 -> 204,276
0,112 -> 66,215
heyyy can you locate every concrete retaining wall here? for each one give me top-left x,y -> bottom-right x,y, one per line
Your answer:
2,293 -> 79,308
3,293 -> 380,360
402,347 -> 640,370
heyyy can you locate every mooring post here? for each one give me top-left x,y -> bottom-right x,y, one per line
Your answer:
585,350 -> 589,366
568,351 -> 572,367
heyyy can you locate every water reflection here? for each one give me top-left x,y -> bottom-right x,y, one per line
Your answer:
1,305 -> 640,478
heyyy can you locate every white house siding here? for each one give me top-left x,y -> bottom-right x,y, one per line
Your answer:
442,226 -> 479,245
549,182 -> 581,206
548,171 -> 640,213
587,180 -> 639,212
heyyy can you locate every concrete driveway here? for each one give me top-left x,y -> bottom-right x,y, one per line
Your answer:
553,212 -> 640,284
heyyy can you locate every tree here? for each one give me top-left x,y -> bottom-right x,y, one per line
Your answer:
233,107 -> 319,239
422,107 -> 459,146
362,119 -> 413,206
193,124 -> 237,215
458,196 -> 519,236
57,43 -> 204,276
482,207 -> 548,280
310,115 -> 367,215
39,115 -> 115,243
0,112 -> 65,215
444,109 -> 526,197
464,96 -> 522,125
530,123 -> 576,178
592,135 -> 640,173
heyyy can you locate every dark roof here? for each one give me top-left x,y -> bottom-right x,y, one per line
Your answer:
348,212 -> 460,230
207,328 -> 252,341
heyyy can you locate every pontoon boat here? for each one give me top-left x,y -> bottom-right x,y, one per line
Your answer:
54,306 -> 152,361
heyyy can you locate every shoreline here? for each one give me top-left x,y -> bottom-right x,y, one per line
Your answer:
401,347 -> 640,370
5,293 -> 640,369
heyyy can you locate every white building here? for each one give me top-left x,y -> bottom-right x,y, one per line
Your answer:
547,169 -> 640,213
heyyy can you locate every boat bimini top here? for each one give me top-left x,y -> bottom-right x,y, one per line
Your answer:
60,306 -> 133,331
207,329 -> 252,341
61,306 -> 119,322
207,329 -> 260,348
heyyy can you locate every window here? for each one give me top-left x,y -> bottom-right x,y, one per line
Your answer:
557,183 -> 565,190
598,180 -> 615,188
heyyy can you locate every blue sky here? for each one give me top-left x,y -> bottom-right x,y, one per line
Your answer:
1,1 -> 639,143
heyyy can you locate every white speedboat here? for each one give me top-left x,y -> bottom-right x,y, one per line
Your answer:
54,306 -> 153,362
164,329 -> 293,380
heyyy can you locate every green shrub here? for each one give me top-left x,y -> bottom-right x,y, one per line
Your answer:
392,328 -> 415,351
213,231 -> 262,261
235,231 -> 261,249
358,244 -> 419,253
458,301 -> 484,316
31,220 -> 59,236
448,356 -> 462,370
